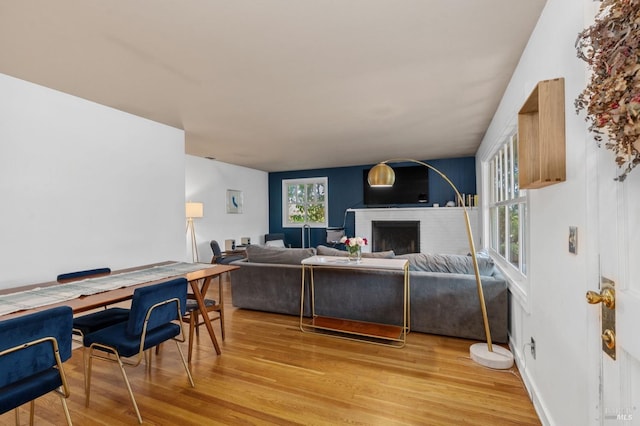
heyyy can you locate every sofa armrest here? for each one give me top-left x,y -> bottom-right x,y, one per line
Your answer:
230,260 -> 311,316
409,271 -> 508,343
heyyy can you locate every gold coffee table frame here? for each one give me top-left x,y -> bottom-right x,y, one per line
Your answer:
299,255 -> 410,348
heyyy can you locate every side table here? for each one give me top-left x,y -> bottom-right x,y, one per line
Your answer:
299,255 -> 410,347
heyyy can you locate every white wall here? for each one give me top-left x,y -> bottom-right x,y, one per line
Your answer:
0,73 -> 186,289
185,155 -> 269,262
476,0 -> 594,424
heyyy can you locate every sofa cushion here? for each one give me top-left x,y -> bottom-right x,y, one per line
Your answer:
396,253 -> 495,276
246,244 -> 315,265
316,245 -> 395,259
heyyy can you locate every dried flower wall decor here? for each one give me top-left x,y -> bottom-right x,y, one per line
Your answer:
575,0 -> 640,181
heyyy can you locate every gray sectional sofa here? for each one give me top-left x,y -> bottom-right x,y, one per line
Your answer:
230,244 -> 508,343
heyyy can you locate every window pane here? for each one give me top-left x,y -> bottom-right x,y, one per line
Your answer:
497,154 -> 503,202
306,203 -> 326,223
490,159 -> 497,203
287,203 -> 305,223
307,183 -> 326,203
287,184 -> 297,203
521,202 -> 527,274
504,144 -> 513,200
317,182 -> 327,202
509,204 -> 519,268
512,134 -> 520,198
490,207 -> 498,250
306,184 -> 316,202
498,205 -> 506,258
296,184 -> 306,202
502,148 -> 508,201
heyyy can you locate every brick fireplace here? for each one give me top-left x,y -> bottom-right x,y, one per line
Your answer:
352,207 -> 479,255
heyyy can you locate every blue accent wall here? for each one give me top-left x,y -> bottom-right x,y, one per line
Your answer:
268,157 -> 476,248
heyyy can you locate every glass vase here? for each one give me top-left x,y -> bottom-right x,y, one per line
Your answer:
348,245 -> 362,262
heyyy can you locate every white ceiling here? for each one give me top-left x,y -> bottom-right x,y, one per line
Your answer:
0,1 -> 546,172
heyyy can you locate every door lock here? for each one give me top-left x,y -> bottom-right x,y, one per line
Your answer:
586,277 -> 616,360
602,329 -> 616,350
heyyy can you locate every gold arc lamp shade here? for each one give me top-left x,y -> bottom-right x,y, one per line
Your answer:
367,160 -> 514,370
185,202 -> 204,263
367,163 -> 396,187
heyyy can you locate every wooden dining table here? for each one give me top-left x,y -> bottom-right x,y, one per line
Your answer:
0,261 -> 239,355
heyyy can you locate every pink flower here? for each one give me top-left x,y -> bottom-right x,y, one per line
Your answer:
339,236 -> 368,247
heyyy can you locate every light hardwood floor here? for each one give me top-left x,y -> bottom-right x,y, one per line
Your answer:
2,278 -> 540,425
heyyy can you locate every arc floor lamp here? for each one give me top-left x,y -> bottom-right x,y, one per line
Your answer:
368,159 -> 514,369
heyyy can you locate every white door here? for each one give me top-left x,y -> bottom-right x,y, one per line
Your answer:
589,142 -> 640,424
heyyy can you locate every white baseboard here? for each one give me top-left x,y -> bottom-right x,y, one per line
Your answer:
510,338 -> 551,426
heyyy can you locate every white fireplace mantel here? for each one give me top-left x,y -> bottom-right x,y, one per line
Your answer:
350,207 -> 479,255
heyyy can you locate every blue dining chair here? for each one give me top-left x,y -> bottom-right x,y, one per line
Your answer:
59,267 -> 130,392
57,267 -> 130,338
0,306 -> 73,425
210,240 -> 245,264
56,267 -> 111,282
83,277 -> 194,424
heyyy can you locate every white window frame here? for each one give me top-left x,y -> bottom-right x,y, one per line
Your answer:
488,133 -> 528,280
281,177 -> 328,228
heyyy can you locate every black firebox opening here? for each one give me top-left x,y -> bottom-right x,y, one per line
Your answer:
372,221 -> 420,255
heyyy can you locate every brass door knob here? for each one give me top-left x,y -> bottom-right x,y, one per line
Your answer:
602,329 -> 616,350
586,288 -> 615,309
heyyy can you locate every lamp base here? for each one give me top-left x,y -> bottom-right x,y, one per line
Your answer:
470,343 -> 514,370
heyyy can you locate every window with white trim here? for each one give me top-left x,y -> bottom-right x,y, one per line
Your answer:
489,134 -> 527,275
282,177 -> 328,227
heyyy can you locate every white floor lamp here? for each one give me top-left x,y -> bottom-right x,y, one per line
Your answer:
368,159 -> 514,369
185,202 -> 204,263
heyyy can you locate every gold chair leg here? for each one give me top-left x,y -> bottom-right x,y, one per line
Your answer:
29,400 -> 34,426
82,346 -> 89,395
188,313 -> 196,363
85,348 -> 93,407
86,346 -> 142,424
175,340 -> 195,388
114,353 -> 143,424
60,392 -> 73,426
145,349 -> 152,370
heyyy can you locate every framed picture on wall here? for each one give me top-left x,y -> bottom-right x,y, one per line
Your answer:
226,189 -> 243,214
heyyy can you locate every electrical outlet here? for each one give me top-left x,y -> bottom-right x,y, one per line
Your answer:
530,337 -> 536,359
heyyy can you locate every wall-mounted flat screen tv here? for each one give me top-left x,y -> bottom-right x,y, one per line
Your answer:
363,166 -> 429,206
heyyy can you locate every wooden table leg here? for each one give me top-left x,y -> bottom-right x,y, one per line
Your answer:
189,277 -> 221,355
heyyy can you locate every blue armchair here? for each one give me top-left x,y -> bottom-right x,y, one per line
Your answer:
0,306 -> 73,425
83,278 -> 194,424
